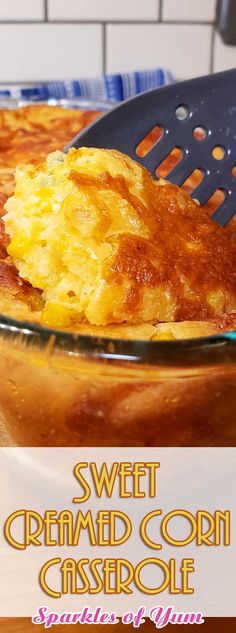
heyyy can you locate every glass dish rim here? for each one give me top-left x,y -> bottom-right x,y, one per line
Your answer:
0,96 -> 113,111
0,313 -> 235,367
0,96 -> 235,367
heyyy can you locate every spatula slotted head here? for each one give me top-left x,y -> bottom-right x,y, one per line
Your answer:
66,68 -> 236,227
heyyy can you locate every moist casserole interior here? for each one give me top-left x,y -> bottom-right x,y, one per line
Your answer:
0,104 -> 236,341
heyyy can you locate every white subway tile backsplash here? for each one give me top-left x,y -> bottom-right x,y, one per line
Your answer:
106,24 -> 211,79
0,24 -> 102,81
213,32 -> 236,72
0,0 -> 231,85
0,0 -> 44,21
163,0 -> 216,23
48,0 -> 159,22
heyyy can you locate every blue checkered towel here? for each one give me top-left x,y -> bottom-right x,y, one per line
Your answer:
0,69 -> 172,102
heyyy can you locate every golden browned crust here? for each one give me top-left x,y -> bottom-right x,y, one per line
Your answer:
109,183 -> 236,321
0,104 -> 101,196
68,157 -> 236,323
2,145 -> 236,335
0,105 -> 235,338
137,126 -> 236,233
0,104 -> 235,231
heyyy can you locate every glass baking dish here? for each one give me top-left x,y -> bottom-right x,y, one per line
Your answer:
0,96 -> 112,111
0,98 -> 235,448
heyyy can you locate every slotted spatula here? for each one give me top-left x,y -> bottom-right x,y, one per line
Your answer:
65,68 -> 236,227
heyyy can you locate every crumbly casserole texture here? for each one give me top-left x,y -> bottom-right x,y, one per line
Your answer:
0,104 -> 100,197
0,104 -> 236,339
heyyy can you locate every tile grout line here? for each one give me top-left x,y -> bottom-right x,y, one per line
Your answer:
210,25 -> 216,73
102,23 -> 106,74
0,20 -> 215,26
44,0 -> 48,22
0,81 -> 48,85
159,0 -> 163,22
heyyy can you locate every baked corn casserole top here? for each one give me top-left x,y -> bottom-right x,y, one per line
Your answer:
0,104 -> 236,340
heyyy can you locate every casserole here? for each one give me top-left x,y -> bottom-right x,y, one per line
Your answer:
0,99 -> 235,448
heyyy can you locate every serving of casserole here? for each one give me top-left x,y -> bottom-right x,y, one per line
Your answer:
0,100 -> 235,448
0,102 -> 236,340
